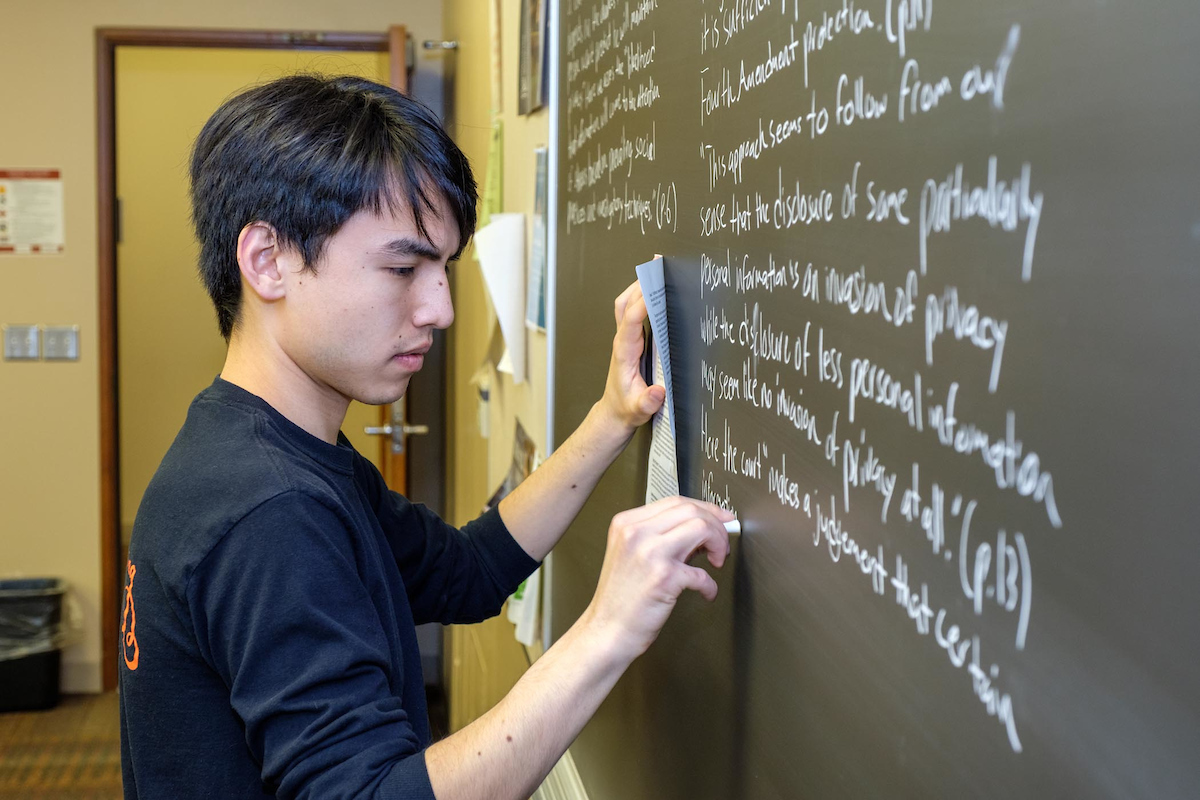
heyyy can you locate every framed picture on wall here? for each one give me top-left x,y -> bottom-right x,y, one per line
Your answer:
518,0 -> 547,114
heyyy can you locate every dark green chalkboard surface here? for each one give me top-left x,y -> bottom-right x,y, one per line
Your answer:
552,1 -> 1200,797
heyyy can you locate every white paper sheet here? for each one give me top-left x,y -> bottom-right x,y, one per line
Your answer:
509,566 -> 541,646
496,347 -> 515,376
636,257 -> 680,503
636,257 -> 675,440
644,337 -> 680,503
474,213 -> 527,383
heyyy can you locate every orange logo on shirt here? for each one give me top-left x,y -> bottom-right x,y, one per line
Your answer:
121,561 -> 140,671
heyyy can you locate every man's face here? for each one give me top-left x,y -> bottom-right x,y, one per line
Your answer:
275,196 -> 458,407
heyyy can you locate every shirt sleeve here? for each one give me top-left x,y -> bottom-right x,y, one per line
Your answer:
361,463 -> 540,626
186,492 -> 436,800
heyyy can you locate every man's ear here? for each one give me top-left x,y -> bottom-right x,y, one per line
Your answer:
236,222 -> 288,302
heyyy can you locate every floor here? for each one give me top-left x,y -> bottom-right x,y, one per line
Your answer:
0,693 -> 122,799
0,687 -> 450,798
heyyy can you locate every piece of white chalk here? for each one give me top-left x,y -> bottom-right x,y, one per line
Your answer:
724,520 -> 741,535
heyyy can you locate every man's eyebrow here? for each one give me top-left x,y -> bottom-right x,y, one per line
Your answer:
379,237 -> 444,261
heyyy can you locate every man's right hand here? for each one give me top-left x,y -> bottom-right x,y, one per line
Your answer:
426,496 -> 735,800
582,496 -> 736,664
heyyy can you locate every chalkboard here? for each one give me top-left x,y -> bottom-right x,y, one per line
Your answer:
551,1 -> 1200,798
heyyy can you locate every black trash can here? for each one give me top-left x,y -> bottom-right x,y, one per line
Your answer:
0,578 -> 68,713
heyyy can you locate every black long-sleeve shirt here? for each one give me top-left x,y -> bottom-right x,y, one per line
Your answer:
119,378 -> 538,798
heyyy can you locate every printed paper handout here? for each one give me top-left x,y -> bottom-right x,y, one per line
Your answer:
635,257 -> 680,504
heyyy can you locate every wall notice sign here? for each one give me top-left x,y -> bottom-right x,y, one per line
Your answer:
0,169 -> 65,254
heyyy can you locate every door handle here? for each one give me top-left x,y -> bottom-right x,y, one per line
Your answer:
364,423 -> 430,436
364,401 -> 428,454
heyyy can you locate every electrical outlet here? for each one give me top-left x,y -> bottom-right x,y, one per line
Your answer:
43,326 -> 80,361
3,325 -> 39,360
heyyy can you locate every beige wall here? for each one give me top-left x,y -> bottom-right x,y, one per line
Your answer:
443,0 -> 551,732
0,0 -> 443,694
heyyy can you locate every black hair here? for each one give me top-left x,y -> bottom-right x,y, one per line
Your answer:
189,74 -> 477,340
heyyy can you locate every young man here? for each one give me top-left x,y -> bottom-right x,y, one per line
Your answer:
119,74 -> 733,800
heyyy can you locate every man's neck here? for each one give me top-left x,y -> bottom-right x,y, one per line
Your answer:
220,335 -> 348,444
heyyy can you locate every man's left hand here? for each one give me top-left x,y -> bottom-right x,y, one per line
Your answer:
597,281 -> 666,437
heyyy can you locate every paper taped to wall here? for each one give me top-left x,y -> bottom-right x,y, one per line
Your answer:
474,212 -> 526,383
636,257 -> 680,504
508,565 -> 541,647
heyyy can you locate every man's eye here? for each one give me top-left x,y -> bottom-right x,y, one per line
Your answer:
388,267 -> 415,277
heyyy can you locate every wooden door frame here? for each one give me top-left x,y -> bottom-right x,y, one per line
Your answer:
95,25 -> 409,691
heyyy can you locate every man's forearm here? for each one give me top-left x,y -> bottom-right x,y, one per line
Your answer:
425,613 -> 626,800
497,402 -> 632,561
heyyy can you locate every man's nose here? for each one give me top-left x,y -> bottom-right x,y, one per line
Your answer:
413,270 -> 455,330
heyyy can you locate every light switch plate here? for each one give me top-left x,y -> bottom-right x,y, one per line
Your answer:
43,325 -> 80,361
3,325 -> 39,360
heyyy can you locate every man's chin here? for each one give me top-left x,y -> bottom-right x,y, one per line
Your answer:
356,378 -> 410,407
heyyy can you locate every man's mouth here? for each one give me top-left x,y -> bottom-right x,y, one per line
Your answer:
392,343 -> 431,370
